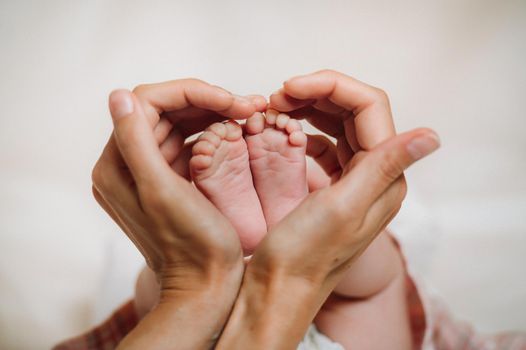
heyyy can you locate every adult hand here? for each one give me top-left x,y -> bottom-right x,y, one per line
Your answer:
91,80 -> 266,349
217,70 -> 440,349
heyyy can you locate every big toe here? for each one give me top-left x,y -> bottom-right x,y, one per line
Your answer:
245,112 -> 265,135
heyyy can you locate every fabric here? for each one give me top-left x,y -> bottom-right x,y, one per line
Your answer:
426,297 -> 526,350
298,325 -> 344,350
53,239 -> 526,350
53,301 -> 138,350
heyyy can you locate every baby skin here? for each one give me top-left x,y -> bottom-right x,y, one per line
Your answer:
190,111 -> 309,253
135,111 -> 412,349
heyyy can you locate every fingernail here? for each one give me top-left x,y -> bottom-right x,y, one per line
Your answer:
407,132 -> 440,160
109,89 -> 134,120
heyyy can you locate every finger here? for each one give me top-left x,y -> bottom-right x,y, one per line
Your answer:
284,106 -> 344,138
161,95 -> 267,138
244,94 -> 268,111
153,117 -> 174,145
307,161 -> 331,192
133,79 -> 261,120
306,134 -> 342,182
333,128 -> 440,211
282,70 -> 396,149
341,149 -> 367,177
306,112 -> 345,138
91,136 -> 144,219
109,89 -> 171,187
171,141 -> 195,180
161,107 -> 226,139
159,128 -> 185,164
312,98 -> 347,115
336,135 -> 354,168
269,89 -> 314,111
91,139 -> 155,261
343,115 -> 361,152
163,105 -> 217,120
289,107 -> 357,167
175,113 -> 226,138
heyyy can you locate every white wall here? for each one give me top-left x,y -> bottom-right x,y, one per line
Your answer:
1,0 -> 525,348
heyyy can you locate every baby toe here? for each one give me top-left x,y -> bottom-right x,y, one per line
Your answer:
285,119 -> 302,134
265,109 -> 278,125
224,120 -> 242,141
245,112 -> 265,135
276,113 -> 290,129
206,122 -> 227,139
198,131 -> 222,147
189,155 -> 213,171
289,130 -> 308,147
192,140 -> 216,156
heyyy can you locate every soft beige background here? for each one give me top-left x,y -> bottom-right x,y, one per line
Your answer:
1,0 -> 525,348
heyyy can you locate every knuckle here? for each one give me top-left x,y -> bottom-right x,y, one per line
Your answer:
91,161 -> 109,193
317,69 -> 343,81
177,78 -> 210,95
318,69 -> 338,76
132,84 -> 150,98
373,87 -> 390,103
348,151 -> 367,168
132,83 -> 147,94
181,77 -> 205,86
377,151 -> 404,183
91,185 -> 104,206
396,176 -> 408,202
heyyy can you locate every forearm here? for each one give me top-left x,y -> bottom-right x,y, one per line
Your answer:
120,266 -> 244,350
332,231 -> 403,298
118,298 -> 217,350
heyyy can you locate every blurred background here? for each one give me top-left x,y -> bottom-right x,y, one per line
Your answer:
1,0 -> 525,348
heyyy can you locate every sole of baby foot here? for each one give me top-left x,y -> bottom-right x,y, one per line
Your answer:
245,110 -> 309,228
190,120 -> 267,255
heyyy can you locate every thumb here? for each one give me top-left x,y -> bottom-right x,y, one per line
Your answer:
108,89 -> 168,186
334,128 -> 440,209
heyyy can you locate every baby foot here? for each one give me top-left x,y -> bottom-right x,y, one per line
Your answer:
190,121 -> 266,255
245,110 -> 309,228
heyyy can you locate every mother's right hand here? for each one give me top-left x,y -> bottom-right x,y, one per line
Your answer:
217,71 -> 440,349
91,81 -> 265,350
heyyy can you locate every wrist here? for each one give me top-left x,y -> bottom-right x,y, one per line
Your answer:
216,262 -> 324,349
122,261 -> 244,350
120,297 -> 221,350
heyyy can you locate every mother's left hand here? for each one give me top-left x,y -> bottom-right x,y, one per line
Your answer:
92,80 -> 266,349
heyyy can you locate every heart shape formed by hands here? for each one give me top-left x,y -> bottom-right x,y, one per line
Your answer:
95,67 -> 440,293
92,70 -> 439,349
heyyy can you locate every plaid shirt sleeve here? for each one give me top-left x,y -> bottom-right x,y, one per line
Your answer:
52,300 -> 138,350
